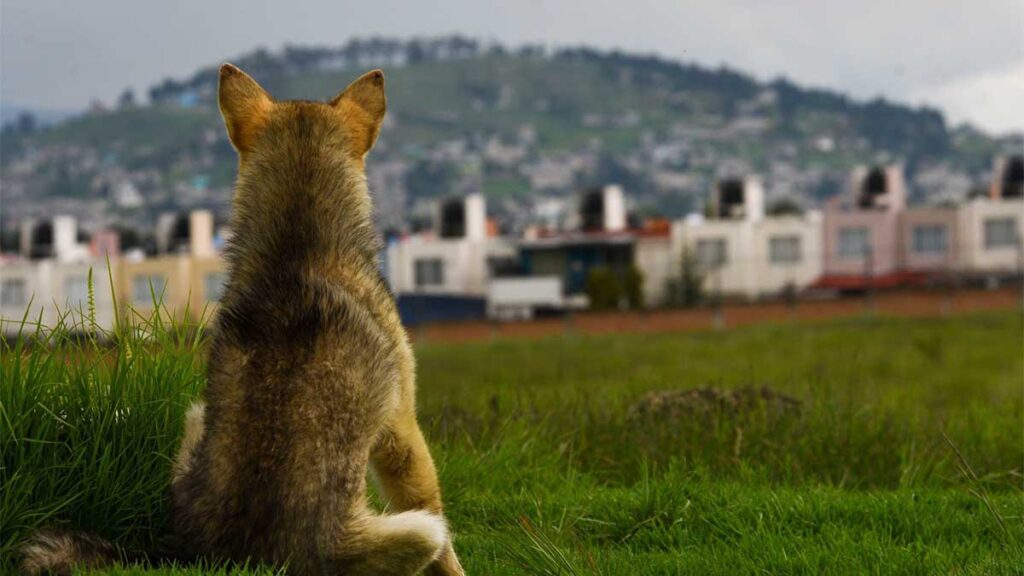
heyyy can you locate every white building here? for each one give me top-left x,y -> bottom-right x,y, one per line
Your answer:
19,216 -> 90,262
635,228 -> 675,307
955,156 -> 1023,279
957,199 -> 1023,277
2,216 -> 117,335
385,194 -> 514,296
674,176 -> 823,299
1,259 -> 55,332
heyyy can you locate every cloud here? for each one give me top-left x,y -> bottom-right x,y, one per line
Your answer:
909,62 -> 1024,134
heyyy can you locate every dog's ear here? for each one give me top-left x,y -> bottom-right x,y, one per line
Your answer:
330,70 -> 386,159
218,63 -> 273,154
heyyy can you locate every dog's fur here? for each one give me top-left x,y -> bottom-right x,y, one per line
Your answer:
21,65 -> 464,576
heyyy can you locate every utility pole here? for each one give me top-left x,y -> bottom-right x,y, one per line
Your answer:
864,241 -> 875,315
712,261 -> 724,330
1016,232 -> 1024,314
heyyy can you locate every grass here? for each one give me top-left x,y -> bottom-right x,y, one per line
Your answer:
2,297 -> 1022,574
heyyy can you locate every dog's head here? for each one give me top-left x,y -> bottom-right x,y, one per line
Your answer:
216,65 -> 386,250
218,63 -> 385,165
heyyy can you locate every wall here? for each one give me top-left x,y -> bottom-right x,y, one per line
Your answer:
900,207 -> 960,272
679,219 -> 757,298
1,260 -> 118,335
188,257 -> 228,319
676,213 -> 822,299
634,235 -> 674,307
1,261 -> 54,333
50,260 -> 118,331
822,209 -> 900,277
386,236 -> 514,296
118,256 -> 194,321
750,213 -> 823,295
957,198 -> 1024,274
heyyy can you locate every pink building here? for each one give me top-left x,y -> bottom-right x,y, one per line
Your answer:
899,207 -> 960,273
820,165 -> 906,288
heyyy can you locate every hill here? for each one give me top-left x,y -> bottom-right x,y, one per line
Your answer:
2,36 -> 1020,233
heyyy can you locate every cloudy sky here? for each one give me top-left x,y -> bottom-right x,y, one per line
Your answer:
2,0 -> 1022,133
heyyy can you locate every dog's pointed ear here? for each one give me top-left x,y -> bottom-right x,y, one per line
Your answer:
330,69 -> 386,159
218,63 -> 273,153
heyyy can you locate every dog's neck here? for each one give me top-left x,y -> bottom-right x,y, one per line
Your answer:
222,160 -> 381,302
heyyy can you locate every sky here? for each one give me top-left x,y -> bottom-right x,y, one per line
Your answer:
2,0 -> 1022,134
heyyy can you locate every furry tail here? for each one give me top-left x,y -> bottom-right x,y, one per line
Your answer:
19,529 -> 151,575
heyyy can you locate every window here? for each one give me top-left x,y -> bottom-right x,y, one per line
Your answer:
1,279 -> 27,307
838,227 -> 870,259
984,217 -> 1017,249
63,275 -> 90,306
414,258 -> 444,288
912,224 -> 948,254
769,235 -> 801,264
133,274 -> 168,304
695,239 -> 727,269
205,272 -> 227,302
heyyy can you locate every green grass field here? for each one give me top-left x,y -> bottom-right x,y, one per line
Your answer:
2,306 -> 1022,574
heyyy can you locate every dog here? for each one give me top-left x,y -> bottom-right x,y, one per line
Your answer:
21,64 -> 464,576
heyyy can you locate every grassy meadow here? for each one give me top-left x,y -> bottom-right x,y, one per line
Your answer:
2,302 -> 1022,574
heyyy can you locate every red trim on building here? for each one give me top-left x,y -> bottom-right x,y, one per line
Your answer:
813,271 -> 932,290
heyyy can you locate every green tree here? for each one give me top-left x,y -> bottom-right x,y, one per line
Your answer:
586,266 -> 620,311
667,247 -> 705,308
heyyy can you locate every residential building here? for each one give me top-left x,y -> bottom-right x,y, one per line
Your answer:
675,176 -> 822,299
3,216 -> 116,334
957,157 -> 1023,279
385,194 -> 514,297
517,185 -> 635,308
899,207 -> 959,274
119,210 -> 219,322
820,165 -> 906,288
989,154 -> 1023,200
634,219 -> 675,307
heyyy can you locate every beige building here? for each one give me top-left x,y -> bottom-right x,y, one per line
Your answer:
119,210 -> 222,323
2,216 -> 119,335
899,207 -> 960,273
674,177 -> 823,299
1,211 -> 225,335
956,197 -> 1023,277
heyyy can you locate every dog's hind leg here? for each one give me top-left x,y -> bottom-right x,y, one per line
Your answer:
371,408 -> 465,575
172,401 -> 206,485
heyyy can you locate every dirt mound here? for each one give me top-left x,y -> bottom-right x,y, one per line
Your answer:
627,387 -> 801,422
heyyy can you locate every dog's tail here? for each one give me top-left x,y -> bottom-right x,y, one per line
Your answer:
18,529 -> 175,575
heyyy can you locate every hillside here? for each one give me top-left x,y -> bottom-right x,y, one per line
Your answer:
2,37 -> 1019,234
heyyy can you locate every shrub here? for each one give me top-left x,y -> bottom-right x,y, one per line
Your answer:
666,247 -> 705,307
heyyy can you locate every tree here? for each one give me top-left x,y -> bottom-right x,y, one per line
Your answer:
585,266 -> 619,311
15,112 -> 37,134
767,197 -> 804,216
586,266 -> 645,311
118,88 -> 136,109
666,248 -> 704,308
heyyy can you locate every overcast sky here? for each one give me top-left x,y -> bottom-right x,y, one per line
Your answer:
2,0 -> 1022,133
